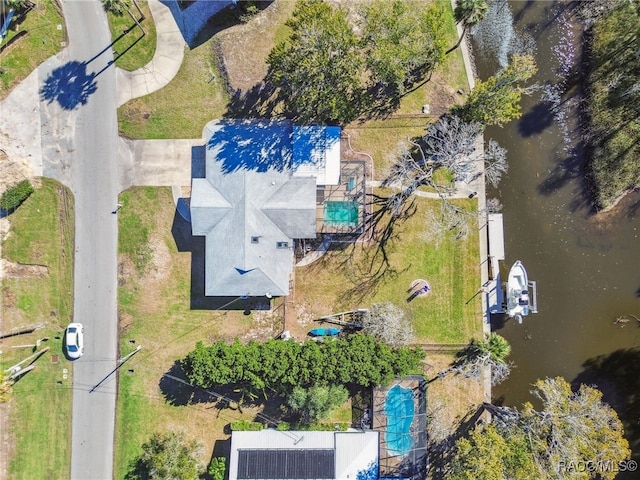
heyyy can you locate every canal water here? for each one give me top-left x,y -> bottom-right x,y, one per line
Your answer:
471,0 -> 640,464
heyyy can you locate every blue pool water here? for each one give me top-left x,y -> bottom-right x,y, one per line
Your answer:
384,384 -> 414,456
323,201 -> 358,226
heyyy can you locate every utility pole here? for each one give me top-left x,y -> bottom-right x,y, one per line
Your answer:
90,345 -> 142,393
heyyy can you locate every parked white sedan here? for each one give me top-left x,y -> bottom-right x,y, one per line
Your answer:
65,323 -> 84,360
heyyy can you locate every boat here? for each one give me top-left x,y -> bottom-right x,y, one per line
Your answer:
309,327 -> 341,337
506,260 -> 532,324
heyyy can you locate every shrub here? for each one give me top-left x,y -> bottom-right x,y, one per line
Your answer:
208,457 -> 226,480
276,421 -> 290,431
238,3 -> 259,23
301,422 -> 349,431
229,420 -> 265,431
0,180 -> 34,211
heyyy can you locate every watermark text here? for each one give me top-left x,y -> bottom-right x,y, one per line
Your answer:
557,460 -> 637,474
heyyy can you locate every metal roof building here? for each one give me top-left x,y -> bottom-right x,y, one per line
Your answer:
229,430 -> 379,480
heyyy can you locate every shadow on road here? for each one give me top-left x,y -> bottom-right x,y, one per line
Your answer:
39,60 -> 98,110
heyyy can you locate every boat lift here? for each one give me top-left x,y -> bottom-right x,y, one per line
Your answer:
489,273 -> 538,320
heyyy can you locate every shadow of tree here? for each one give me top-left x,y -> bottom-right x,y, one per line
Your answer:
224,82 -> 281,119
517,101 -> 555,137
159,361 -> 253,409
426,405 -> 488,479
489,313 -> 508,331
159,361 -> 288,423
206,120 -> 287,174
204,118 -> 336,175
536,141 -> 596,215
573,348 -> 640,476
161,0 -> 274,49
39,61 -> 98,110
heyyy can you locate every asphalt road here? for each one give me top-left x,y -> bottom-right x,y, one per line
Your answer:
53,2 -> 120,479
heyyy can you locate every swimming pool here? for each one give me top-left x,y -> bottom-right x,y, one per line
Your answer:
384,384 -> 414,456
323,201 -> 358,226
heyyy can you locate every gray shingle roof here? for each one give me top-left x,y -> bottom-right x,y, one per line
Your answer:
191,120 -> 322,297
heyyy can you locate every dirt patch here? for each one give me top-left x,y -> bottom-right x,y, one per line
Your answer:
1,261 -> 49,279
282,300 -> 317,340
423,76 -> 464,118
147,237 -> 171,281
215,1 -> 295,93
241,308 -> 282,342
423,353 -> 485,444
0,147 -> 32,194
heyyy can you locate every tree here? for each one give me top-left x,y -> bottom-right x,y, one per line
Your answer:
366,115 -> 506,273
208,457 -> 226,480
446,0 -> 489,55
482,139 -> 508,187
521,377 -> 631,479
181,335 -> 425,397
453,54 -> 537,126
449,422 -> 536,480
5,0 -> 28,9
266,0 -> 365,124
102,0 -> 132,16
360,0 -> 448,95
361,302 -> 414,346
125,432 -> 202,480
448,378 -> 630,480
287,385 -> 349,422
450,333 -> 512,385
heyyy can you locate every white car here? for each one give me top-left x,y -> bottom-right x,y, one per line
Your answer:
65,323 -> 84,360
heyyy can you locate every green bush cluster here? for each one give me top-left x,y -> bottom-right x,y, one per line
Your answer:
208,457 -> 226,480
0,180 -> 34,211
302,422 -> 349,432
181,334 -> 425,394
229,420 -> 266,431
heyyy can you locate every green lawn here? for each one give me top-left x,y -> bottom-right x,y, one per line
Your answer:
114,187 -> 257,478
297,196 -> 482,344
0,1 -> 66,98
105,0 -> 157,72
1,179 -> 74,480
117,39 -> 227,138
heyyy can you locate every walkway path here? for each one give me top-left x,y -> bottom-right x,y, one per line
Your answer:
116,0 -> 186,107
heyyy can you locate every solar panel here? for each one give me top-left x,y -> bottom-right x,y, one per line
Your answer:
237,449 -> 335,479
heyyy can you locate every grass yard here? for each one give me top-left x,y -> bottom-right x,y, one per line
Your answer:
114,187 -> 267,477
296,196 -> 482,344
116,0 -> 296,139
117,37 -> 227,138
0,178 -> 74,479
0,0 -> 66,98
105,0 -> 157,72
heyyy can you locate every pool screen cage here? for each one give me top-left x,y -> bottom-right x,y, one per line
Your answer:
372,375 -> 428,479
316,160 -> 368,238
